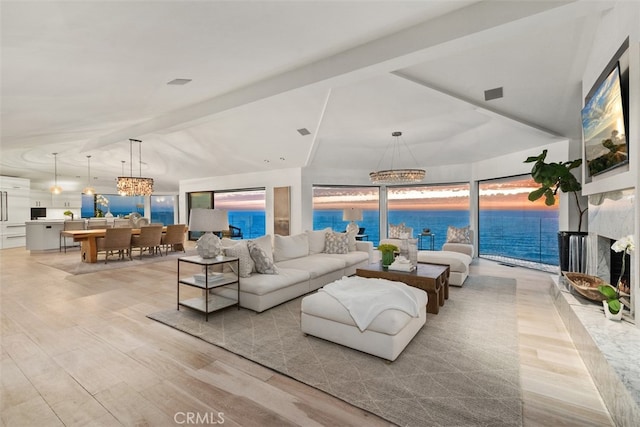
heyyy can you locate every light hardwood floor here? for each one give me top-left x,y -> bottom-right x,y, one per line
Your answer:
1,245 -> 614,426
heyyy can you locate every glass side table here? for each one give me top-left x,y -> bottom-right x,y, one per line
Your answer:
419,233 -> 435,250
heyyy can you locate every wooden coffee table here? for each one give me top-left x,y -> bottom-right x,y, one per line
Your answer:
355,263 -> 450,315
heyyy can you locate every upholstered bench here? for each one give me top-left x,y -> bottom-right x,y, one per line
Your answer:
417,250 -> 471,286
300,277 -> 427,361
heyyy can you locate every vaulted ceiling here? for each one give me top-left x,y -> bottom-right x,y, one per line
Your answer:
0,1 -> 608,193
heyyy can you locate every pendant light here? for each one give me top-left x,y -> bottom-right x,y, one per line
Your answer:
50,153 -> 63,194
82,155 -> 95,195
369,131 -> 425,184
116,139 -> 154,196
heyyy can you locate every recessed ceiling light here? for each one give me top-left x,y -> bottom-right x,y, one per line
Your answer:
297,128 -> 311,136
167,78 -> 192,85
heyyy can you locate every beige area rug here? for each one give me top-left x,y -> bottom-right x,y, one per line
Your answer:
148,275 -> 522,427
33,248 -> 198,275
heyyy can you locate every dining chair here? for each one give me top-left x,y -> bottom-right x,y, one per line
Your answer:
160,224 -> 186,255
87,218 -> 108,229
113,218 -> 131,228
59,219 -> 86,253
96,227 -> 133,263
130,225 -> 163,259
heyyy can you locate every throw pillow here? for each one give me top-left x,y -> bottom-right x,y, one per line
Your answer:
306,228 -> 330,254
324,231 -> 349,254
389,223 -> 407,239
251,234 -> 274,263
223,241 -> 254,278
345,229 -> 357,252
446,225 -> 471,243
273,233 -> 309,262
247,240 -> 278,274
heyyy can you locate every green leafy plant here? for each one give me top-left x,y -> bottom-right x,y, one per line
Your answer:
378,243 -> 398,253
598,284 -> 621,314
63,210 -> 73,217
524,149 -> 586,231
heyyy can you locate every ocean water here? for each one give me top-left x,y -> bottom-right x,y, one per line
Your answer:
314,209 -> 559,266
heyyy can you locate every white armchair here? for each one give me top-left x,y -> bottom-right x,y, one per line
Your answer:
442,228 -> 475,258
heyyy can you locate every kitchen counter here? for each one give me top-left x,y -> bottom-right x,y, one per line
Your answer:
26,221 -> 65,251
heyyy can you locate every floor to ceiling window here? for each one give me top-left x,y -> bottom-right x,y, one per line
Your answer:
150,195 -> 175,225
213,189 -> 266,239
312,186 -> 380,243
478,175 -> 559,267
387,183 -> 470,248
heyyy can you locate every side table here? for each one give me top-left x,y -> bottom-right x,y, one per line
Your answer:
177,255 -> 240,321
419,233 -> 435,250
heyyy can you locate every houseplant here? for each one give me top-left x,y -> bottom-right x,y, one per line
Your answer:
598,235 -> 635,320
524,149 -> 587,271
378,243 -> 398,268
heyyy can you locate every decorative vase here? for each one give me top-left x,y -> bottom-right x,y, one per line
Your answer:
105,210 -> 113,218
602,300 -> 623,321
381,251 -> 395,268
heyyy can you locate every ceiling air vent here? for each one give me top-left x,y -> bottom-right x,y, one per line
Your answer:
297,128 -> 311,136
167,78 -> 192,85
484,87 -> 503,101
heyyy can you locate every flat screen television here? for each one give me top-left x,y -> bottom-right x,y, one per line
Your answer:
581,63 -> 628,177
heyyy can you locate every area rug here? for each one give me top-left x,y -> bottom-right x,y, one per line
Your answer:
33,248 -> 198,275
148,275 -> 522,427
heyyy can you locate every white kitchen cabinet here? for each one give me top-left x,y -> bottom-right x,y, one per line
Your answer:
31,190 -> 52,207
1,176 -> 30,248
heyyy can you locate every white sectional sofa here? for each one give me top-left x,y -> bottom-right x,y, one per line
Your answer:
219,229 -> 373,312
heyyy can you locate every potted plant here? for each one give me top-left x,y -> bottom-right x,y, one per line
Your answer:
598,235 -> 635,320
378,243 -> 398,269
63,210 -> 74,220
524,149 -> 587,271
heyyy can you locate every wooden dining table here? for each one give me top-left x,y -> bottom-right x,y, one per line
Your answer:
60,227 -> 176,263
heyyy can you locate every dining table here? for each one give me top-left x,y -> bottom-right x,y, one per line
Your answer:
60,227 -> 177,263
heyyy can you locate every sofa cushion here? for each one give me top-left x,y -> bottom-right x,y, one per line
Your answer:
240,268 -> 310,296
315,251 -> 369,267
417,250 -> 471,272
274,233 -> 309,262
325,231 -> 349,254
276,255 -> 346,279
306,228 -> 330,254
446,225 -> 471,243
389,223 -> 413,239
248,240 -> 278,274
223,240 -> 254,277
250,234 -> 273,260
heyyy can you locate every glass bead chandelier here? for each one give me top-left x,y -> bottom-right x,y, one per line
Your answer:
369,131 -> 425,185
116,139 -> 154,196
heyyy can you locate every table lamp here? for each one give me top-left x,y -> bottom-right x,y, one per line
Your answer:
189,208 -> 229,259
342,208 -> 363,236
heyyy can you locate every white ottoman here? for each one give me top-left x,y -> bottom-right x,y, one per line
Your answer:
300,284 -> 426,361
417,250 -> 471,286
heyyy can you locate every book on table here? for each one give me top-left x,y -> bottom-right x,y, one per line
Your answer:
194,272 -> 225,285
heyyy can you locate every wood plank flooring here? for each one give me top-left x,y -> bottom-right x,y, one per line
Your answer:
1,245 -> 614,426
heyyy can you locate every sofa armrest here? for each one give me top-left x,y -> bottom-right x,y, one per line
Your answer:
442,242 -> 475,258
355,240 -> 374,263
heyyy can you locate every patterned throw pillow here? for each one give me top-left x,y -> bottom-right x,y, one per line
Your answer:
247,240 -> 278,274
324,231 -> 349,254
388,223 -> 405,239
223,241 -> 254,278
446,226 -> 471,243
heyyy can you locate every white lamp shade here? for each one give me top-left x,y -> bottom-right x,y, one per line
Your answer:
342,208 -> 363,222
189,208 -> 229,232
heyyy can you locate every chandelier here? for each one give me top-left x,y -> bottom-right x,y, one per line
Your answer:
369,131 -> 425,185
116,139 -> 154,196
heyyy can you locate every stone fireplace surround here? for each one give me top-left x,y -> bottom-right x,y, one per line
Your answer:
551,188 -> 638,425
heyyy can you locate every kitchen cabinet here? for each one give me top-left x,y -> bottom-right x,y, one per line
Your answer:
32,191 -> 81,208
1,176 -> 30,248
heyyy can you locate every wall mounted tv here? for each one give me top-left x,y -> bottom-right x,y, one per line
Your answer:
581,63 -> 628,177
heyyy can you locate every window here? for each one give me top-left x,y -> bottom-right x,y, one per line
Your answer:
312,186 -> 380,243
151,195 -> 175,225
80,194 -> 145,218
213,189 -> 266,239
478,175 -> 558,266
387,184 -> 470,248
